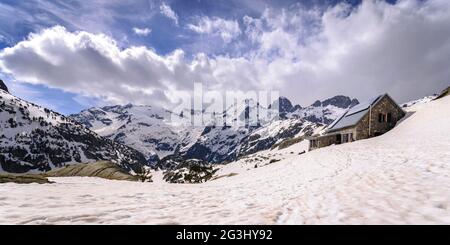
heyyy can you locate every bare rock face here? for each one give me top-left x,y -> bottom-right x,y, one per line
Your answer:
321,95 -> 359,108
0,173 -> 51,184
44,161 -> 148,181
310,95 -> 359,109
0,88 -> 147,174
157,155 -> 218,183
0,79 -> 8,93
290,95 -> 360,124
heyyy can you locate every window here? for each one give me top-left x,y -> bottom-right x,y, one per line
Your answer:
349,133 -> 353,141
387,113 -> 392,123
378,113 -> 387,123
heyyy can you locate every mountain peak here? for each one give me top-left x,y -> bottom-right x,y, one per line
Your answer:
0,79 -> 9,93
270,96 -> 295,113
313,95 -> 359,109
311,100 -> 322,107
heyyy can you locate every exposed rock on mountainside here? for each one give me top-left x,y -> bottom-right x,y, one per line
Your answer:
269,96 -> 298,118
320,95 -> 359,108
0,88 -> 147,174
237,119 -> 318,157
180,125 -> 249,163
158,156 -> 219,183
70,104 -> 199,165
0,79 -> 8,93
44,161 -> 148,181
0,161 -> 149,184
0,173 -> 51,184
290,95 -> 359,124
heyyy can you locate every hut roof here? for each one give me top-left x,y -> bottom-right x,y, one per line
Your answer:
327,94 -> 384,133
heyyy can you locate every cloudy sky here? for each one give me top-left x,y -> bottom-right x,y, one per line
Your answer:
0,0 -> 449,114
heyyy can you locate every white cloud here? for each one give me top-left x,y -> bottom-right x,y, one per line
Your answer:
1,0 -> 450,109
132,27 -> 151,36
160,2 -> 178,26
237,0 -> 450,104
0,26 -> 191,106
188,16 -> 241,43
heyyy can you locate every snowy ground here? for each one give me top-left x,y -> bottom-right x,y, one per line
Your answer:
0,96 -> 449,224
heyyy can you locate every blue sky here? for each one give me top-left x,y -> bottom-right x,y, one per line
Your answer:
0,0 -> 369,55
1,0 -> 448,115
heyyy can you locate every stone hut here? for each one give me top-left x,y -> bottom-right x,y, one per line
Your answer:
308,94 -> 405,151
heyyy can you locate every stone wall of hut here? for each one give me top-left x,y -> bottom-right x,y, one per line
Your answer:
309,134 -> 338,150
355,95 -> 405,140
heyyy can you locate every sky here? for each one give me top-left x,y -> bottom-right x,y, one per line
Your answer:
0,0 -> 449,115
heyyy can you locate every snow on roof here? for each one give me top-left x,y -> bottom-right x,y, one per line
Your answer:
347,95 -> 382,115
327,94 -> 384,132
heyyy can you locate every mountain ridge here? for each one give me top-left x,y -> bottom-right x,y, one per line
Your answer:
70,95 -> 359,166
0,88 -> 147,174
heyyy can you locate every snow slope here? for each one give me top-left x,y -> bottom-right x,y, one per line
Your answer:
0,95 -> 448,224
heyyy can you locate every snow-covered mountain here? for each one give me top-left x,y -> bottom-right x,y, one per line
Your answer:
238,118 -> 319,156
70,104 -> 203,164
289,95 -> 359,124
0,83 -> 147,174
71,95 -> 358,166
269,96 -> 301,119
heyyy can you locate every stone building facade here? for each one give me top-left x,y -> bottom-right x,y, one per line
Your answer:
308,94 -> 405,151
